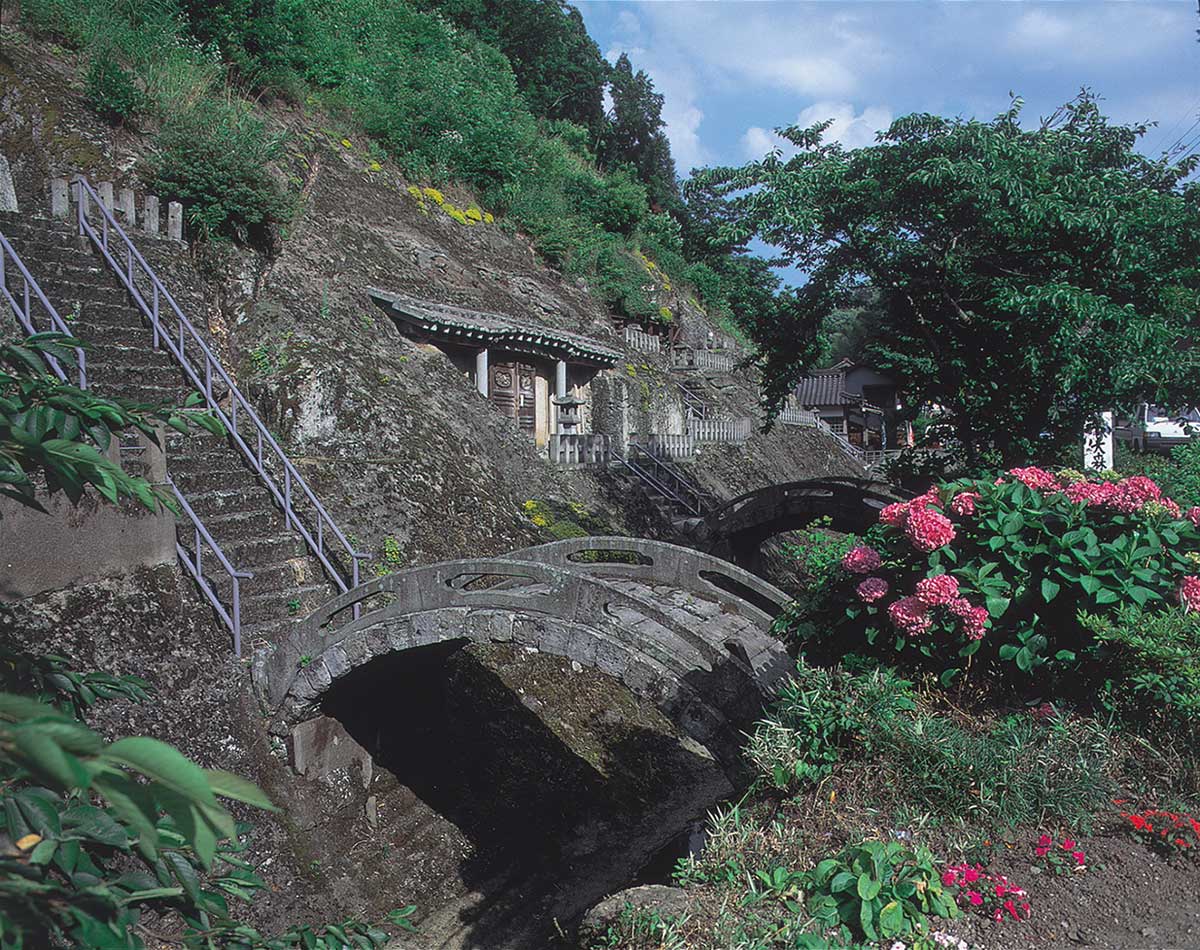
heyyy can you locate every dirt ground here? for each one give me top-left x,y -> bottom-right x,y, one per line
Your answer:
946,830 -> 1200,950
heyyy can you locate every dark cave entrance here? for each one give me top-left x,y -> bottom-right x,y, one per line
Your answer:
316,639 -> 737,948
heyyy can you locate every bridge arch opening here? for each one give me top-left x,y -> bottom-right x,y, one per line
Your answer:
299,637 -> 738,947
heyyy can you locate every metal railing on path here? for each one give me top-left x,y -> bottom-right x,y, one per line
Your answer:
0,229 -> 85,385
2,217 -> 253,649
71,177 -> 366,619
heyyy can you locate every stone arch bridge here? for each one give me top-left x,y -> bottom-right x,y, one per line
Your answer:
254,537 -> 793,779
695,477 -> 903,566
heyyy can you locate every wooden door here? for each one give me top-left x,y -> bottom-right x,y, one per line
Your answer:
490,361 -> 536,433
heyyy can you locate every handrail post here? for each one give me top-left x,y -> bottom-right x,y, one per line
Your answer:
232,578 -> 242,657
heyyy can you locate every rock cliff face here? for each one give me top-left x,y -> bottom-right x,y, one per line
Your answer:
0,28 -> 858,948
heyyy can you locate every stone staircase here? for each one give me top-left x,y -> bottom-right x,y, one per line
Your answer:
614,440 -> 712,532
0,212 -> 337,646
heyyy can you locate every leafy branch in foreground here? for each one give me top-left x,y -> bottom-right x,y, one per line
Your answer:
0,688 -> 414,949
0,333 -> 223,515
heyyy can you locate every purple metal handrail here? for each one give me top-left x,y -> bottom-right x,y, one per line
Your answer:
72,177 -> 366,603
0,230 -> 86,386
1,222 -> 249,648
167,475 -> 253,656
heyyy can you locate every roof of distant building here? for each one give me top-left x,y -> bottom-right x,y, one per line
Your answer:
794,367 -> 859,407
369,288 -> 622,366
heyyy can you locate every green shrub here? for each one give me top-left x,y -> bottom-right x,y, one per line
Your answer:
790,467 -> 1200,687
1081,604 -> 1200,738
802,840 -> 957,943
751,659 -> 1119,826
747,663 -> 915,788
881,708 -> 1118,827
149,97 -> 288,241
83,52 -> 144,122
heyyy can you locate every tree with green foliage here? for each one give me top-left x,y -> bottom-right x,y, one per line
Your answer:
599,53 -> 679,214
418,0 -> 609,135
700,92 -> 1200,464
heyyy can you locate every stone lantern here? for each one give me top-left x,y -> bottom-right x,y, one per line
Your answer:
554,394 -> 586,434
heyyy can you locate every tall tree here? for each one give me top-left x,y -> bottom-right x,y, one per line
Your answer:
599,53 -> 679,213
418,0 -> 608,134
697,93 -> 1200,463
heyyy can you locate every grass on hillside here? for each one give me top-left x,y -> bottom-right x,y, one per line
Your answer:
19,0 -> 753,332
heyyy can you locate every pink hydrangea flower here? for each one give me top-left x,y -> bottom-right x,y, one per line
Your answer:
880,501 -> 910,527
950,491 -> 980,516
1188,506 -> 1200,527
947,596 -> 988,639
915,573 -> 960,606
1064,479 -> 1118,506
942,870 -> 957,887
905,506 -> 956,552
1109,476 -> 1162,514
842,544 -> 882,574
911,486 -> 942,510
856,577 -> 889,603
968,891 -> 983,906
887,596 -> 932,635
1072,850 -> 1086,864
1008,466 -> 1059,491
1179,576 -> 1200,613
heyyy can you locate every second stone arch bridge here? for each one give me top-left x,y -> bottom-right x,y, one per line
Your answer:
694,476 -> 902,567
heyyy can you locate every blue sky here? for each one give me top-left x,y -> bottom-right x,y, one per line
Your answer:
576,1 -> 1200,176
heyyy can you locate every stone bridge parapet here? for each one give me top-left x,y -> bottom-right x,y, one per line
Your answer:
253,540 -> 793,779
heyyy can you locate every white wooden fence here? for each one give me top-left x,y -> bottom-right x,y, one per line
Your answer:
775,408 -> 823,428
548,433 -> 610,468
624,325 -> 662,354
671,347 -> 735,373
691,417 -> 752,444
637,433 -> 696,460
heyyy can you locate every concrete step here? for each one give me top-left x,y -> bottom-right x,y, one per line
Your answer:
201,506 -> 290,539
30,277 -> 133,310
240,582 -> 333,625
168,483 -> 266,518
223,532 -> 310,568
87,362 -> 185,388
170,463 -> 265,497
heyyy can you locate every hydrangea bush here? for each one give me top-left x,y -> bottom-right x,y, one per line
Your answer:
798,467 -> 1200,684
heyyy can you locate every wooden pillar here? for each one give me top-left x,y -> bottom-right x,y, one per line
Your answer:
167,201 -> 183,242
555,360 -> 567,399
144,196 -> 160,235
50,179 -> 69,218
475,348 -> 489,397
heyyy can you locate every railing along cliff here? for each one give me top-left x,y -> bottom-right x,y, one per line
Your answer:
1,220 -> 250,648
72,177 -> 366,607
0,230 -> 85,386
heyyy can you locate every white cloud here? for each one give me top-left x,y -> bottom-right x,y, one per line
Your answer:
741,125 -> 779,160
795,101 -> 892,150
1006,5 -> 1188,63
742,102 -> 893,159
666,101 -> 708,175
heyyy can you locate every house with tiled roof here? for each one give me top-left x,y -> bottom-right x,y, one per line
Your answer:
793,359 -> 907,449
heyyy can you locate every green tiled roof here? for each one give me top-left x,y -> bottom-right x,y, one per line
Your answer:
369,288 -> 622,366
